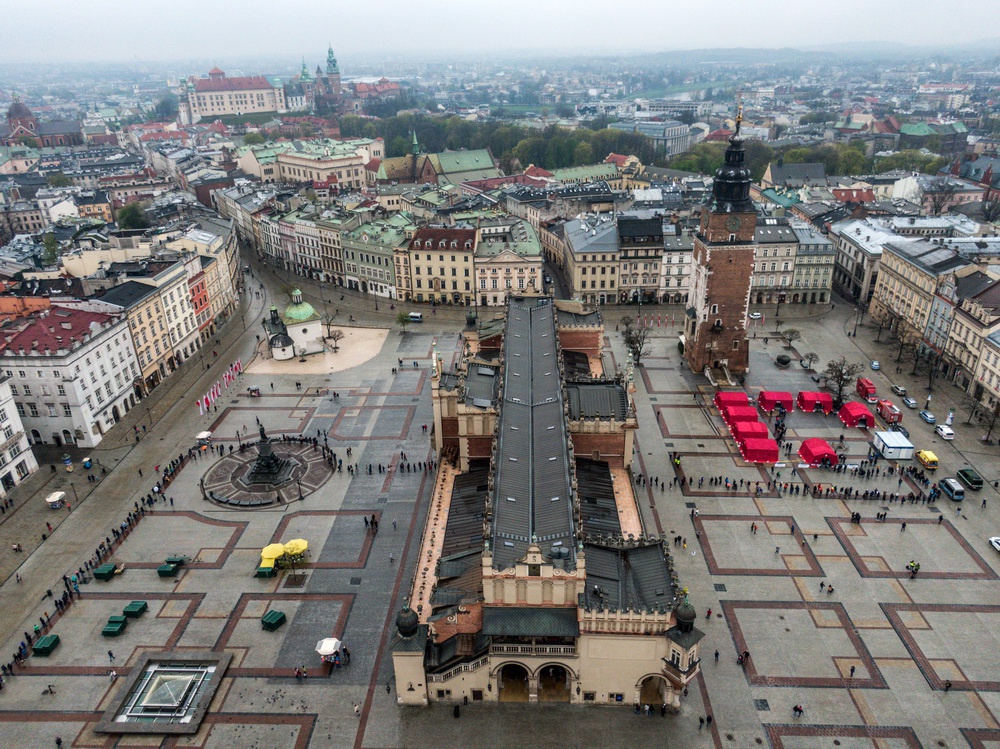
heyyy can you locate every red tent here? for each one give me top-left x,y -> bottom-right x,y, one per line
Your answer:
796,391 -> 834,414
799,437 -> 839,466
731,420 -> 769,441
740,437 -> 780,463
723,406 -> 760,424
714,391 -> 748,411
758,391 -> 794,412
838,402 -> 873,428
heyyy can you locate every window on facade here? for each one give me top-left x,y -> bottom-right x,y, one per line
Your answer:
28,404 -> 38,417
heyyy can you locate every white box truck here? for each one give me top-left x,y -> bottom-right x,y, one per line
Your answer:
872,430 -> 914,460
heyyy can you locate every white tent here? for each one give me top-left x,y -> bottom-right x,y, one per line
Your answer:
315,638 -> 342,656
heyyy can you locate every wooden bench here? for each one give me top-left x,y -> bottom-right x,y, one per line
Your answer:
93,563 -> 117,581
123,601 -> 148,618
32,634 -> 60,656
157,563 -> 179,578
164,556 -> 187,566
261,610 -> 286,631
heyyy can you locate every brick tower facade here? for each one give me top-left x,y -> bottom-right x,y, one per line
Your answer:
684,110 -> 758,375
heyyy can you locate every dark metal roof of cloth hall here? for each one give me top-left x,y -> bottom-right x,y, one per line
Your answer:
491,297 -> 576,570
482,607 -> 580,637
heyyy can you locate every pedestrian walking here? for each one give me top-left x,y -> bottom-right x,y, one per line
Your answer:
849,665 -> 856,677
901,522 -> 907,532
354,703 -> 361,717
107,650 -> 115,663
698,716 -> 704,730
714,649 -> 719,662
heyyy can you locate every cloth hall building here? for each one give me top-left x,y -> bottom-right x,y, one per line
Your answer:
391,294 -> 703,707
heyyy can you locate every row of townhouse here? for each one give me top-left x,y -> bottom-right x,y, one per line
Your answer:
1,218 -> 240,449
867,232 -> 1000,411
541,213 -> 835,307
217,184 -> 545,308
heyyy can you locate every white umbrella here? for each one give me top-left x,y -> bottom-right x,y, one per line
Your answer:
315,638 -> 342,656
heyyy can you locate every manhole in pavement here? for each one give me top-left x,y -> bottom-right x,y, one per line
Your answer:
685,503 -> 697,508
664,442 -> 674,448
649,397 -> 657,402
411,398 -> 420,402
754,699 -> 769,711
714,584 -> 727,592
349,577 -> 362,586
284,574 -> 307,588
377,498 -> 387,504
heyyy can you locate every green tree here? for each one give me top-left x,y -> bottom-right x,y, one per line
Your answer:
242,132 -> 266,146
41,234 -> 59,266
116,202 -> 150,230
16,136 -> 39,149
153,94 -> 178,121
396,311 -> 411,333
46,172 -> 72,187
572,141 -> 594,166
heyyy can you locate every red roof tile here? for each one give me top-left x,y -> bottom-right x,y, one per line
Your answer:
0,308 -> 119,354
193,75 -> 274,93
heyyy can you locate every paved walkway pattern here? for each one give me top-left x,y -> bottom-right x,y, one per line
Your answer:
0,264 -> 998,748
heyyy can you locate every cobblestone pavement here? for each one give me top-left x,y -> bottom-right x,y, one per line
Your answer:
1,264 -> 998,749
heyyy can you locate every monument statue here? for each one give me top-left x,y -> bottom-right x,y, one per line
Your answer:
259,423 -> 268,443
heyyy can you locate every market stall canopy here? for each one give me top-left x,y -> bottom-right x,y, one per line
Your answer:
758,391 -> 794,413
796,391 -> 834,414
739,437 -> 780,464
261,543 -> 286,560
284,539 -> 308,556
838,402 -> 873,428
723,406 -> 760,424
731,420 -> 769,441
799,437 -> 839,466
714,391 -> 749,410
45,491 -> 66,505
315,638 -> 342,656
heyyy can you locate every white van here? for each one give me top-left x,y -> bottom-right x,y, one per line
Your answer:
408,312 -> 423,323
941,478 -> 964,502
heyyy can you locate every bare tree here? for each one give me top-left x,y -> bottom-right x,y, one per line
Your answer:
924,178 -> 959,216
328,329 -> 344,352
801,352 -> 820,369
781,329 -> 801,348
980,199 -> 1000,224
620,315 -> 651,365
895,327 -> 921,363
823,356 -> 865,407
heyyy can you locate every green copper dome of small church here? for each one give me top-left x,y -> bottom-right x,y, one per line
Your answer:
281,289 -> 320,324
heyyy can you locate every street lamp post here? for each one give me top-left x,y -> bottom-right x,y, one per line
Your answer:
70,483 -> 78,503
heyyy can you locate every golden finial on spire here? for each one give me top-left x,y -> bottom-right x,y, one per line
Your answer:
735,89 -> 744,134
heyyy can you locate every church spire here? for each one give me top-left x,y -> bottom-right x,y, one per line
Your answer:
327,45 -> 339,75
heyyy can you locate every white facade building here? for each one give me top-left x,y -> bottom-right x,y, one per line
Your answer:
0,376 -> 39,497
2,308 -> 141,448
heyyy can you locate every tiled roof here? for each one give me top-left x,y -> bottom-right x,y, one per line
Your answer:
193,75 -> 274,93
0,307 -> 118,354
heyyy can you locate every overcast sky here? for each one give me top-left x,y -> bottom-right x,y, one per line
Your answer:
2,0 -> 998,64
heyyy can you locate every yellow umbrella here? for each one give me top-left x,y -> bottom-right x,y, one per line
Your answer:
261,543 -> 286,560
283,539 -> 308,556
